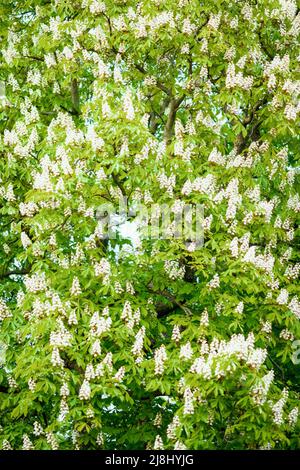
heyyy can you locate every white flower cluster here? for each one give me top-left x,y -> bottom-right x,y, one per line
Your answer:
132,326 -> 146,360
102,352 -> 113,373
226,63 -> 253,90
230,237 -> 239,257
261,321 -> 272,334
190,356 -> 212,379
190,333 -> 267,379
183,387 -> 194,415
284,263 -> 300,280
123,89 -> 135,120
208,148 -> 225,166
157,172 -> 176,196
79,379 -> 91,400
85,363 -> 95,381
100,93 -> 112,117
46,432 -> 59,450
258,199 -> 275,223
241,3 -> 253,21
153,412 -> 162,428
174,440 -> 187,450
114,366 -> 125,382
96,432 -> 104,446
179,342 -> 193,360
51,348 -> 64,367
264,54 -> 290,77
68,310 -> 78,325
252,370 -> 274,405
126,304 -> 141,329
276,289 -> 289,305
280,329 -> 294,341
91,339 -> 101,357
288,296 -> 300,319
208,12 -> 221,30
126,281 -> 135,295
70,277 -> 81,296
243,247 -> 275,274
95,167 -> 107,182
50,320 -> 72,348
282,79 -> 300,97
200,309 -> 209,326
202,214 -> 213,232
114,281 -> 124,294
24,272 -> 47,293
121,301 -> 132,328
22,434 -> 34,450
30,292 -> 66,319
89,311 -> 112,337
164,260 -> 185,280
2,440 -> 12,450
148,11 -> 175,31
287,194 -> 300,212
279,0 -> 298,20
154,345 -> 167,375
21,232 -> 32,249
235,302 -> 244,315
224,178 -> 241,221
94,258 -> 111,284
207,273 -> 220,289
60,381 -> 70,397
56,146 -> 73,175
58,398 -> 69,421
113,63 -> 123,84
171,325 -> 181,342
0,298 -> 12,321
167,415 -> 181,440
191,174 -> 216,197
28,378 -> 36,392
272,389 -> 288,425
288,407 -> 299,427
33,421 -> 43,436
44,52 -> 56,67
32,155 -> 56,192
283,104 -> 298,123
153,435 -> 164,450
19,201 -> 38,218
7,375 -> 17,389
27,68 -> 42,86
4,122 -> 39,158
182,18 -> 196,35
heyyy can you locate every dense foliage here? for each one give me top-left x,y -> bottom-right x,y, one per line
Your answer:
0,0 -> 300,450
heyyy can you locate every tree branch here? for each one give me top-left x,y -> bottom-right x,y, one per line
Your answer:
71,78 -> 80,115
234,97 -> 268,154
0,266 -> 32,280
134,63 -> 172,97
163,96 -> 185,145
148,283 -> 192,316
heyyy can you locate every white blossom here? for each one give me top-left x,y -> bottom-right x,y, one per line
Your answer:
154,345 -> 167,375
79,379 -> 91,400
